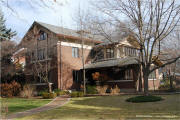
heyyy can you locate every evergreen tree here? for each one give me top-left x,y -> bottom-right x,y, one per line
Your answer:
0,10 -> 16,41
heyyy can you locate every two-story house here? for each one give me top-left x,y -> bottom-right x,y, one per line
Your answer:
15,21 -> 102,90
84,35 -> 160,92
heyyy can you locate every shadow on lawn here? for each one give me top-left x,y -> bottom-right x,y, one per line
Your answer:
8,105 -> 41,114
70,95 -> 180,115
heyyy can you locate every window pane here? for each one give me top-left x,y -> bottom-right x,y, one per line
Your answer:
72,47 -> 79,58
72,48 -> 75,57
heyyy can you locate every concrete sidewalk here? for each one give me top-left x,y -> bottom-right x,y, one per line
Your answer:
7,96 -> 70,119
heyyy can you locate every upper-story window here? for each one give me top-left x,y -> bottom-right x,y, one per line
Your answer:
72,47 -> 79,58
37,49 -> 46,60
124,47 -> 137,57
31,51 -> 35,61
106,48 -> 114,59
38,31 -> 47,40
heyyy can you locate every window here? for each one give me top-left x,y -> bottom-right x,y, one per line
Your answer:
72,47 -> 79,58
125,69 -> 133,80
149,71 -> 156,80
37,49 -> 46,60
38,31 -> 47,40
106,48 -> 114,58
124,47 -> 137,57
31,51 -> 35,61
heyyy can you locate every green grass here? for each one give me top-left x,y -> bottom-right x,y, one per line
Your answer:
126,95 -> 163,103
0,98 -> 51,115
18,95 -> 180,120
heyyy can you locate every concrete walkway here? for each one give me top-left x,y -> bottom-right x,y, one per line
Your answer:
7,96 -> 70,119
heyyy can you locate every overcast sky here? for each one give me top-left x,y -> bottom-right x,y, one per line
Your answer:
1,0 -> 90,43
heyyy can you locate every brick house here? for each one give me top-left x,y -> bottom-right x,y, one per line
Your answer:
14,21 -> 160,91
15,21 -> 102,90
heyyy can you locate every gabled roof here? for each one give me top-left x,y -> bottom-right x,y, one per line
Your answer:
94,35 -> 140,49
35,21 -> 103,43
19,21 -> 103,46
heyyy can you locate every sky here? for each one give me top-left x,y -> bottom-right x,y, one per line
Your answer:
1,0 -> 91,43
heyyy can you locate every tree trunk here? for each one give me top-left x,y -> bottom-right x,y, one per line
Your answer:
143,71 -> 149,96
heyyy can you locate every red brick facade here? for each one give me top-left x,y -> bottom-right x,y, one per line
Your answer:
57,42 -> 92,90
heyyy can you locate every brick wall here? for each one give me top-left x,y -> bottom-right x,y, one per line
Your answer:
57,42 -> 93,90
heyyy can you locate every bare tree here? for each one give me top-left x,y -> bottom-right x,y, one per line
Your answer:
74,6 -> 89,94
161,27 -> 180,89
92,0 -> 180,95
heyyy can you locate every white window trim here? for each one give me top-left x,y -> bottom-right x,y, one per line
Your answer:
60,41 -> 92,50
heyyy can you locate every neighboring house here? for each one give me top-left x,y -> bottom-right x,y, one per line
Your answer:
12,48 -> 27,71
14,21 -> 160,91
85,35 -> 160,92
14,21 -> 102,89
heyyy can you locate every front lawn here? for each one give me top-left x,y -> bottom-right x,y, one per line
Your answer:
19,95 -> 180,120
0,97 -> 51,115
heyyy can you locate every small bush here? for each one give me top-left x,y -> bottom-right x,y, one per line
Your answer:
54,89 -> 61,93
86,85 -> 98,94
49,92 -> 57,99
37,90 -> 48,96
0,81 -> 21,97
70,91 -> 84,97
11,81 -> 21,96
70,92 -> 78,98
111,85 -> 120,95
96,86 -> 108,95
126,95 -> 163,103
42,92 -> 57,99
0,83 -> 13,97
78,92 -> 84,97
54,89 -> 70,96
56,91 -> 66,96
42,92 -> 49,99
20,84 -> 35,98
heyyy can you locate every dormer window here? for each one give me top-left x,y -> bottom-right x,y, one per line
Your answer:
124,47 -> 137,57
38,31 -> 47,40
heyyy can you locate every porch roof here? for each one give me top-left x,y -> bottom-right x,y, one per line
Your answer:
84,57 -> 139,69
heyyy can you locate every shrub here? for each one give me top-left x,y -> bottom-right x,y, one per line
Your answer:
20,84 -> 35,98
11,81 -> 21,96
54,89 -> 70,96
86,85 -> 98,94
37,90 -> 48,96
42,92 -> 57,99
70,92 -> 78,98
96,86 -> 108,95
0,81 -> 21,97
126,95 -> 163,103
78,91 -> 84,97
0,83 -> 13,97
42,92 -> 49,99
70,91 -> 84,97
110,85 -> 120,95
56,91 -> 66,96
54,89 -> 61,93
49,92 -> 57,99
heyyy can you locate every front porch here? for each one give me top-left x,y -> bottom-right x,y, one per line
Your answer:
81,57 -> 141,92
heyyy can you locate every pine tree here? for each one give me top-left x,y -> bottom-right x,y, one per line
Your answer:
0,10 -> 16,41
